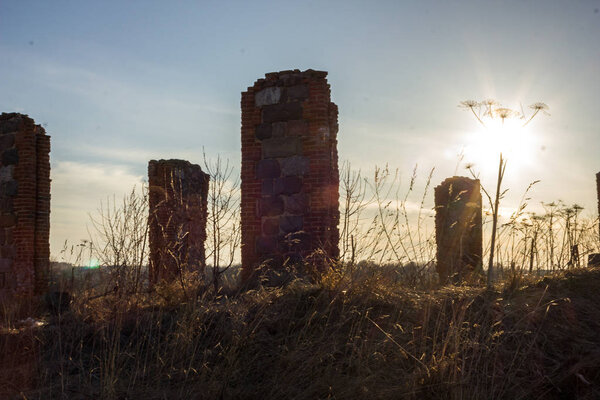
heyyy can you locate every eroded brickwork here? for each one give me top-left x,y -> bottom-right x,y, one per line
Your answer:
596,172 -> 599,239
434,176 -> 482,284
590,172 -> 600,267
148,159 -> 209,284
241,69 -> 339,281
0,113 -> 51,296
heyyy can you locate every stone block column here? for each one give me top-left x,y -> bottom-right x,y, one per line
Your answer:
241,69 -> 340,281
0,113 -> 51,296
148,159 -> 209,285
434,176 -> 482,284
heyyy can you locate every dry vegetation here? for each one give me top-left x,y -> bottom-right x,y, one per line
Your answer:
3,265 -> 600,399
2,161 -> 600,399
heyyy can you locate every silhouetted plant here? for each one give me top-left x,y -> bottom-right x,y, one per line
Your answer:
202,151 -> 241,294
339,161 -> 370,266
460,99 -> 548,287
459,99 -> 549,127
89,185 -> 149,294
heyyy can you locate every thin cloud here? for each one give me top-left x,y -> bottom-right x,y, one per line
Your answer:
50,161 -> 145,259
34,61 -> 237,117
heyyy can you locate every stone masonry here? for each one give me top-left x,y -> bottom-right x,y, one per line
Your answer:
434,176 -> 482,284
148,159 -> 209,285
0,113 -> 51,296
241,69 -> 339,281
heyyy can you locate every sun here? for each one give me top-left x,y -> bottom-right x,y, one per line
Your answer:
462,117 -> 537,174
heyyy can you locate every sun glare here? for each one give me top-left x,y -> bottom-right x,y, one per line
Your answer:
462,117 -> 537,174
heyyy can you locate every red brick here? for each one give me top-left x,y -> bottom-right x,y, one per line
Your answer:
148,159 -> 209,285
241,70 -> 339,281
0,113 -> 50,296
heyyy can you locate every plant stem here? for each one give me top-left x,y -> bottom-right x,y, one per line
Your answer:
469,106 -> 486,127
488,153 -> 505,287
522,108 -> 540,127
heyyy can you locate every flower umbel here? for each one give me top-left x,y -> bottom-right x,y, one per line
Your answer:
459,99 -> 548,127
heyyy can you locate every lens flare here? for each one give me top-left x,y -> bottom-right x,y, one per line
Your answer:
462,117 -> 537,174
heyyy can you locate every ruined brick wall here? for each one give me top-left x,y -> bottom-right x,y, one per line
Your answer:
148,159 -> 209,284
241,69 -> 339,281
596,172 -> 599,240
434,176 -> 482,284
0,113 -> 51,296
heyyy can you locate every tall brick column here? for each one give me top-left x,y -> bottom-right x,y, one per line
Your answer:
589,172 -> 600,267
0,113 -> 51,296
434,176 -> 482,284
596,172 -> 600,239
148,159 -> 209,285
241,69 -> 339,281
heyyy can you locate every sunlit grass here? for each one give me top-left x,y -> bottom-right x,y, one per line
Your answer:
3,149 -> 598,398
3,264 -> 600,399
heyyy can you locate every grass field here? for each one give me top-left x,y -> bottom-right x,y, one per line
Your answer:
2,165 -> 598,399
2,262 -> 600,399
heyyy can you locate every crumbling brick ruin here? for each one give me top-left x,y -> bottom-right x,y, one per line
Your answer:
434,176 -> 482,284
0,113 -> 51,296
148,159 -> 209,284
589,172 -> 600,268
241,69 -> 339,281
597,172 -> 600,239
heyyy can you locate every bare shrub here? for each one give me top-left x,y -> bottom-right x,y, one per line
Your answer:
202,152 -> 241,293
89,185 -> 149,295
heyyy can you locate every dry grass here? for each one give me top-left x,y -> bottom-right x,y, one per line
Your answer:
1,264 -> 600,399
3,162 -> 597,399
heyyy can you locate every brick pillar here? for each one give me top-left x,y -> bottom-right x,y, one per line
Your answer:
241,69 -> 340,281
434,176 -> 482,284
0,113 -> 51,296
34,132 -> 51,293
148,159 -> 209,285
589,172 -> 600,268
597,172 -> 600,240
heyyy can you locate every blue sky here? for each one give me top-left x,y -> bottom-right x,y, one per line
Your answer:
1,0 -> 599,258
